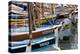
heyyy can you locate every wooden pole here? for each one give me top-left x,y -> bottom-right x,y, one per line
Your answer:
32,3 -> 36,30
51,4 -> 53,14
42,3 -> 44,17
27,2 -> 33,52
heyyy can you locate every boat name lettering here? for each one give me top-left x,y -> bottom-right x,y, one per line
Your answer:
40,41 -> 49,47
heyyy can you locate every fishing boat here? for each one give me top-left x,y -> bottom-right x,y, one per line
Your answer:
9,1 -> 78,53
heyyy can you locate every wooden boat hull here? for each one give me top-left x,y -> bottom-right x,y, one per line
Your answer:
10,28 -> 54,41
9,24 -> 62,41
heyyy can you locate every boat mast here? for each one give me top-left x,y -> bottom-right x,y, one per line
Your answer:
32,3 -> 36,30
27,2 -> 33,52
41,3 -> 44,17
50,4 -> 53,15
35,3 -> 41,27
